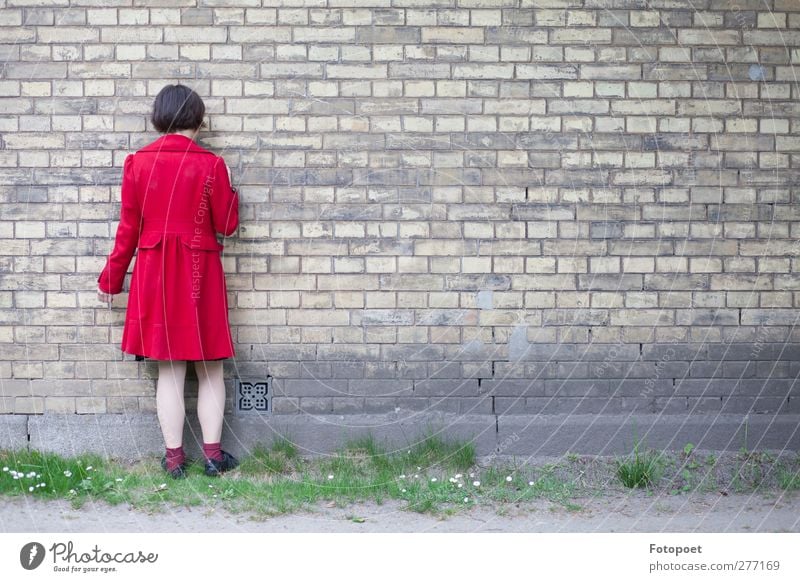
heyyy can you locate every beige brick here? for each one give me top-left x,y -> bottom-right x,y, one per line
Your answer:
76,397 -> 106,414
678,29 -> 740,45
106,397 -> 140,413
15,397 -> 44,414
38,27 -> 98,44
100,27 -> 162,43
630,11 -> 661,27
327,64 -> 387,79
421,27 -> 484,44
0,397 -> 13,414
552,28 -> 611,44
45,397 -> 76,413
726,118 -> 758,132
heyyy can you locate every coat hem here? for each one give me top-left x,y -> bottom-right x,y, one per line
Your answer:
133,353 -> 228,362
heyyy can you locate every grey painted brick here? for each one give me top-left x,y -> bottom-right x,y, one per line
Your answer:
545,379 -> 610,397
479,379 -> 547,397
674,379 -> 732,396
414,379 -> 480,397
642,344 -> 707,361
279,379 -> 349,398
613,379 -> 674,397
362,398 -> 397,414
734,379 -> 797,398
720,397 -> 790,415
298,397 -> 333,413
348,379 -> 413,396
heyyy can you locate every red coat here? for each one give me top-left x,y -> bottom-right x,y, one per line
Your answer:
97,133 -> 239,361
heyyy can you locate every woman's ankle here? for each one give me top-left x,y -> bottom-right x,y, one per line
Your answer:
202,441 -> 224,462
165,445 -> 185,471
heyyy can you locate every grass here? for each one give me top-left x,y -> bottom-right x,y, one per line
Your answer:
776,463 -> 800,490
0,431 -> 577,518
2,435 -> 797,518
615,439 -> 665,489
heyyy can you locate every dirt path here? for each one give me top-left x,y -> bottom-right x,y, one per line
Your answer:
2,490 -> 798,533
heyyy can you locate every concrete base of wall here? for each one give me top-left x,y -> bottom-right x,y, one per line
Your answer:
3,412 -> 799,462
1,415 -> 28,451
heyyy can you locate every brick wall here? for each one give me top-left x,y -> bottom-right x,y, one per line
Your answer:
1,0 -> 799,427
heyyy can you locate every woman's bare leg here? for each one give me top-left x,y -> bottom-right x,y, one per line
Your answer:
156,360 -> 187,448
195,360 -> 225,444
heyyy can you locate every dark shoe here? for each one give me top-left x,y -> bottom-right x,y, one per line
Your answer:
161,456 -> 188,480
204,450 -> 239,477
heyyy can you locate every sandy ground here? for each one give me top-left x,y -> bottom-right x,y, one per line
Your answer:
1,490 -> 798,533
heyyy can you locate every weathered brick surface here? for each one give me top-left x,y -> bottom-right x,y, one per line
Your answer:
0,0 -> 798,432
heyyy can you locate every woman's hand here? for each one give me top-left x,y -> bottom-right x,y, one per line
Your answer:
97,287 -> 114,304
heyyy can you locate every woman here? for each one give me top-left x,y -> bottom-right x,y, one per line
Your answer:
96,84 -> 240,479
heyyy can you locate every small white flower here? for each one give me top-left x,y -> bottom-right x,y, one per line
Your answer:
40,482 -> 45,487
36,473 -> 41,478
463,497 -> 469,503
69,489 -> 76,495
506,475 -> 512,482
86,466 -> 93,471
13,475 -> 19,480
63,471 -> 72,477
212,494 -> 217,498
401,488 -> 406,493
430,477 -> 437,482
413,473 -> 419,478
399,474 -> 405,479
208,484 -> 214,488
454,473 -> 462,479
416,466 -> 421,470
469,472 -> 474,477
327,474 -> 334,480
2,466 -> 7,471
528,480 -> 534,486
28,486 -> 34,492
457,483 -> 463,488
473,480 -> 480,487
115,478 -> 123,482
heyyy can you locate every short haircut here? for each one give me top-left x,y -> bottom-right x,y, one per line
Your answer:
150,84 -> 207,133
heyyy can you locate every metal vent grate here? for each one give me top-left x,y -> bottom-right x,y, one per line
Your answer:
234,378 -> 271,415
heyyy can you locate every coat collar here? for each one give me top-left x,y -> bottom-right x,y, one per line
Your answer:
138,133 -> 214,154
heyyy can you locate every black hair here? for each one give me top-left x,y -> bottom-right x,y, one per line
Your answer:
150,84 -> 207,133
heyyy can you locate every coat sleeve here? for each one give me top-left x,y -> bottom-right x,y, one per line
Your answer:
97,153 -> 141,294
211,155 -> 239,236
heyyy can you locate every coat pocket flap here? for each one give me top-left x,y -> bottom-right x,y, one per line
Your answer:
137,231 -> 163,249
180,234 -> 224,251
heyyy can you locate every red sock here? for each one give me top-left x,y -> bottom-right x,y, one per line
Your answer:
203,442 -> 223,462
165,446 -> 185,472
